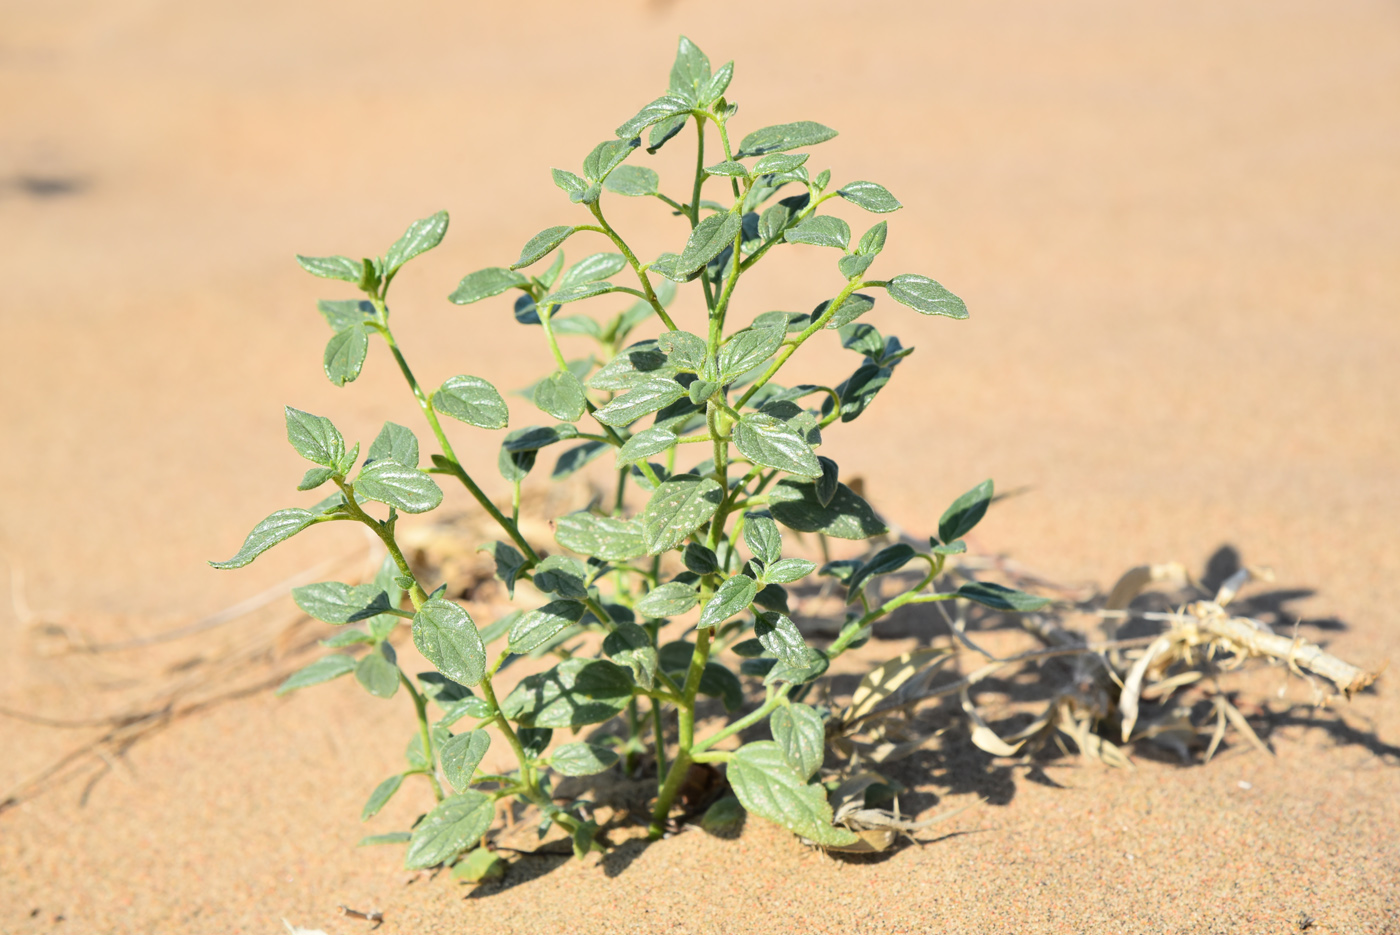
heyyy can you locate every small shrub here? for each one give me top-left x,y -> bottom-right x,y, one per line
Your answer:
213,36 -> 1375,873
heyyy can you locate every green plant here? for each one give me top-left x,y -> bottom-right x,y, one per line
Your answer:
211,35 -> 1057,869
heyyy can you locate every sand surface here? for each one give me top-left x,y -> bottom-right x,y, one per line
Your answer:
2,1 -> 1398,932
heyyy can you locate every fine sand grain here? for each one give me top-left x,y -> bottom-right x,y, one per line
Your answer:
2,1 -> 1398,932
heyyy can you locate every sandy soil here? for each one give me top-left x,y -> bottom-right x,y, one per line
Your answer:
2,0 -> 1398,932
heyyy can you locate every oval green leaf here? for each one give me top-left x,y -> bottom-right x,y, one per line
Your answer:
412,598 -> 487,687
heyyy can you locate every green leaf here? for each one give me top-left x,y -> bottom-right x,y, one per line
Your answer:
275,654 -> 355,695
646,252 -> 696,284
433,375 -> 509,430
784,215 -> 850,250
559,252 -> 628,292
764,558 -> 816,584
605,165 -> 659,197
356,643 -> 400,699
551,742 -> 620,777
815,456 -> 839,507
413,598 -> 487,687
531,555 -> 589,600
502,423 -> 578,452
837,253 -> 874,281
931,539 -> 967,556
297,466 -> 333,491
754,583 -> 790,613
683,542 -> 719,575
316,298 -> 373,331
532,370 -> 588,422
743,511 -> 782,564
676,211 -> 743,276
700,662 -> 744,711
827,363 -> 892,423
500,658 -> 635,728
386,210 -> 448,273
449,267 -> 529,304
292,581 -> 385,624
717,326 -> 783,382
856,220 -> 888,257
603,622 -> 659,689
512,226 -> 576,270
554,512 -> 648,561
669,36 -> 711,101
768,479 -> 887,540
885,274 -> 969,319
360,832 -> 412,847
939,479 -> 994,543
703,60 -> 734,104
705,160 -> 750,178
453,847 -> 506,883
616,425 -> 678,465
727,741 -> 857,846
366,421 -> 420,469
758,193 -> 809,242
360,773 -> 404,821
647,114 -> 689,153
956,582 -> 1052,612
591,377 -> 686,427
588,340 -> 677,391
404,791 -> 495,870
638,475 -> 725,554
323,324 -> 369,388
838,322 -> 884,358
355,461 -> 443,514
583,138 -> 639,183
688,380 -> 719,405
754,152 -> 809,174
698,574 -> 758,629
538,281 -> 614,308
616,94 -> 694,140
753,612 -> 814,665
814,292 -> 876,330
837,181 -> 901,214
635,581 -> 700,618
771,703 -> 825,780
552,167 -> 590,201
553,440 -> 609,478
847,544 -> 916,596
284,407 -> 344,467
509,599 -> 588,654
440,730 -> 491,791
210,508 -> 318,570
736,121 -> 839,158
732,413 -> 821,477
484,541 -> 527,598
657,329 -> 709,373
296,254 -> 363,283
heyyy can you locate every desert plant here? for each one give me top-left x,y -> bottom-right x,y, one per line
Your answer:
211,36 -> 1376,873
211,35 -> 1022,865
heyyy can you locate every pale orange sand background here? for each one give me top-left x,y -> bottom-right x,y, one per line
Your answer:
2,1 -> 1398,932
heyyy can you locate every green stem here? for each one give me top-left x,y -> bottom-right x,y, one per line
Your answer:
648,627 -> 712,838
398,669 -> 444,801
651,697 -> 668,779
734,279 -> 873,410
371,311 -> 539,563
478,674 -> 539,796
587,201 -> 678,331
738,191 -> 839,274
538,298 -> 569,371
334,479 -> 428,609
692,683 -> 789,755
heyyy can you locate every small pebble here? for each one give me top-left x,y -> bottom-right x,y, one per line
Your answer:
1238,780 -> 1252,790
